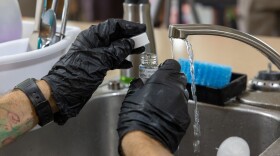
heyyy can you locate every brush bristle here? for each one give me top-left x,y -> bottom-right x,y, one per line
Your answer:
179,58 -> 232,89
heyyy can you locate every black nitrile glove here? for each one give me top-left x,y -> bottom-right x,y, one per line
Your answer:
42,19 -> 146,125
117,59 -> 191,154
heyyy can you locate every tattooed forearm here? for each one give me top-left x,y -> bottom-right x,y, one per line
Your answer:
0,91 -> 38,148
0,80 -> 56,148
0,105 -> 35,147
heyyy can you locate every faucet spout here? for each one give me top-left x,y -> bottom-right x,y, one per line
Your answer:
169,24 -> 280,70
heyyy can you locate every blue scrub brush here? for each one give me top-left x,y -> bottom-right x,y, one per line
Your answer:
178,58 -> 232,89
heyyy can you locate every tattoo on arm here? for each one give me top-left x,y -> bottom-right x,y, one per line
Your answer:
0,104 -> 36,147
0,81 -> 53,148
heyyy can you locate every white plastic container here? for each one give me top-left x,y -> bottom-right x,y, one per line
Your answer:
0,21 -> 81,94
0,0 -> 22,43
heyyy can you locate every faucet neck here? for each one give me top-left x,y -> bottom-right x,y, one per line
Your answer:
169,24 -> 280,70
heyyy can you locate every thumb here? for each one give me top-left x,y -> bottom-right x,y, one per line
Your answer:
159,59 -> 181,71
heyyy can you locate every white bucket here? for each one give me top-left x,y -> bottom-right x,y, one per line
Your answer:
0,21 -> 81,94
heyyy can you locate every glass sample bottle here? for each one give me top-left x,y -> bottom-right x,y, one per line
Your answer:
139,52 -> 158,82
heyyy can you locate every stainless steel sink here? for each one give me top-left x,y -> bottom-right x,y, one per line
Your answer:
0,90 -> 279,156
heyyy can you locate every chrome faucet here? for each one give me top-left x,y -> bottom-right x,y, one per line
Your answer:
168,24 -> 280,70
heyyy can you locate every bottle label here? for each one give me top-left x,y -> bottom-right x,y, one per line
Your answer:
139,67 -> 158,79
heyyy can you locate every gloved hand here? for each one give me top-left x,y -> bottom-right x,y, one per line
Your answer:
117,59 -> 191,154
42,19 -> 146,125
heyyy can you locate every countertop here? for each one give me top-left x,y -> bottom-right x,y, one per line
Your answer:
65,20 -> 280,80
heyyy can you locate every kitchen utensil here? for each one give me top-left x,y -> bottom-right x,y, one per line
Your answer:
40,9 -> 56,48
51,0 -> 70,45
51,0 -> 58,11
27,0 -> 44,51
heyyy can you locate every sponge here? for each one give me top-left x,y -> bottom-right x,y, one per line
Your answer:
178,58 -> 232,89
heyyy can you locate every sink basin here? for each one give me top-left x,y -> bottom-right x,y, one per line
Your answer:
0,90 -> 279,156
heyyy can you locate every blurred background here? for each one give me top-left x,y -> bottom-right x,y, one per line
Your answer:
18,0 -> 280,36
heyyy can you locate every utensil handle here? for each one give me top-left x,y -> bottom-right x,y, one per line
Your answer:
60,0 -> 70,39
34,0 -> 44,31
51,0 -> 58,11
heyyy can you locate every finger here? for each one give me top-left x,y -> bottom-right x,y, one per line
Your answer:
159,59 -> 181,72
98,38 -> 134,70
78,19 -> 146,48
131,46 -> 145,54
148,59 -> 187,88
109,38 -> 135,62
104,19 -> 146,39
184,87 -> 189,100
180,74 -> 188,90
117,60 -> 133,69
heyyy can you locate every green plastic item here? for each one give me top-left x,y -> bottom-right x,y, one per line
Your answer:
120,76 -> 134,84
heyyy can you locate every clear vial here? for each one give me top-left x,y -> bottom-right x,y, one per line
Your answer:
139,52 -> 158,82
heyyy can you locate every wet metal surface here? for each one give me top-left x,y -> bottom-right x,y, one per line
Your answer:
260,138 -> 280,156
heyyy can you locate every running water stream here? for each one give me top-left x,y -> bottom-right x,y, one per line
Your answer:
169,38 -> 174,59
169,37 -> 201,155
184,38 -> 201,155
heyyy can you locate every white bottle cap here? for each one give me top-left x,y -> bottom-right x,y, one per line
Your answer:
130,33 -> 150,49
